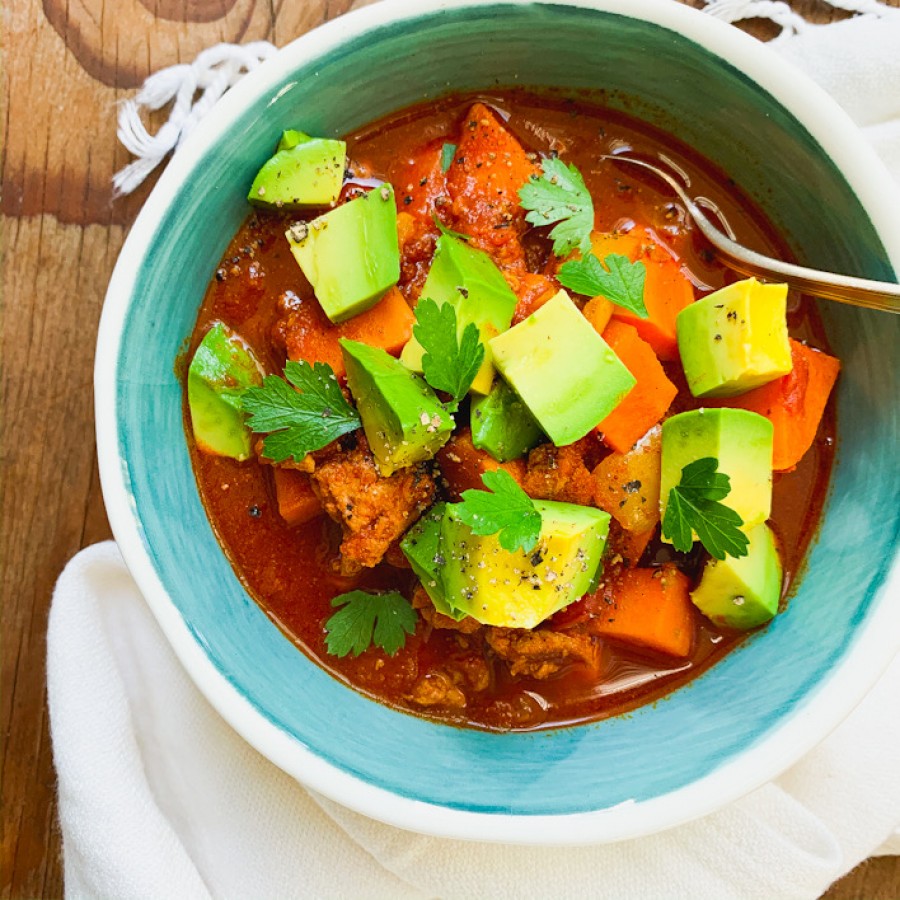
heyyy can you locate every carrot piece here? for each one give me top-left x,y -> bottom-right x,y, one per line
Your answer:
707,339 -> 840,472
393,141 -> 447,222
338,286 -> 415,356
592,423 -> 662,533
592,564 -> 694,658
445,103 -> 537,266
437,428 -> 526,500
597,321 -> 677,453
583,295 -> 614,335
272,468 -> 323,527
591,229 -> 695,360
285,286 -> 415,378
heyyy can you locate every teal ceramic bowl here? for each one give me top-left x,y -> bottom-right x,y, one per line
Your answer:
96,0 -> 900,842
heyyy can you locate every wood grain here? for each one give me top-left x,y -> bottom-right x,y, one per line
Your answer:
1,1 -> 897,897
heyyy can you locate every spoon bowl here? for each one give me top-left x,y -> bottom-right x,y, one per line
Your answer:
606,153 -> 900,313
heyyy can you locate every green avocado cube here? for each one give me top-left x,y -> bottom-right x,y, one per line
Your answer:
400,234 -> 518,394
489,290 -> 636,446
400,503 -> 466,620
660,408 -> 774,538
287,185 -> 400,324
187,321 -> 264,460
676,278 -> 792,398
248,131 -> 346,209
471,379 -> 545,462
691,523 -> 782,628
440,500 -> 610,629
340,338 -> 452,475
276,130 -> 310,152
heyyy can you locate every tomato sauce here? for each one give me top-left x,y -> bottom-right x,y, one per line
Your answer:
186,92 -> 836,731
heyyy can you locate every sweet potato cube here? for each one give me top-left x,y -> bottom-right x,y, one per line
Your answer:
272,468 -> 323,527
445,103 -> 537,266
707,339 -> 840,472
597,320 -> 677,453
593,564 -> 694,658
592,424 -> 662,533
285,286 -> 415,378
583,295 -> 614,335
590,229 -> 695,360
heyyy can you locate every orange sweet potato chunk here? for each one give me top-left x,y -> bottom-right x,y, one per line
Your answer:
445,103 -> 537,267
583,295 -> 614,335
591,229 -> 695,360
597,320 -> 677,453
285,287 -> 414,378
272,468 -> 323,527
592,424 -> 662,534
592,564 -> 694,658
393,141 -> 448,222
707,339 -> 840,472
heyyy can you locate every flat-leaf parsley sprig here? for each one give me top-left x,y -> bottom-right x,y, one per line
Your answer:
518,156 -> 594,257
241,360 -> 360,463
456,469 -> 542,554
324,590 -> 418,658
413,297 -> 485,409
558,251 -> 648,319
440,142 -> 457,172
662,457 -> 750,561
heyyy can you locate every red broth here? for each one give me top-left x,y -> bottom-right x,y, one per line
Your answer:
186,92 -> 835,731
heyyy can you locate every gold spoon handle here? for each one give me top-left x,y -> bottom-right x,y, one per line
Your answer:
606,155 -> 900,314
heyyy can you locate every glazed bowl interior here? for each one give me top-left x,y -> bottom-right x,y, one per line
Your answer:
98,0 -> 900,842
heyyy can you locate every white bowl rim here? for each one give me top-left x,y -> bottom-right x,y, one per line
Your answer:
95,0 -> 900,845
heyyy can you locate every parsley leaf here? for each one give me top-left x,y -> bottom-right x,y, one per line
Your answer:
413,297 -> 485,406
440,142 -> 457,173
456,469 -> 542,553
241,360 -> 360,463
558,251 -> 648,319
662,457 -> 750,560
324,590 -> 418,658
518,156 -> 594,257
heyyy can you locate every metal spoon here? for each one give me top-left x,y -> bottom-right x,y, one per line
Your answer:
604,154 -> 900,314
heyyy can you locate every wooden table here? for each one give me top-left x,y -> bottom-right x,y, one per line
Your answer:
2,0 -> 898,896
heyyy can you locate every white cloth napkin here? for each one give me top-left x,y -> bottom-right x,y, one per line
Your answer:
49,544 -> 900,900
51,12 -> 900,899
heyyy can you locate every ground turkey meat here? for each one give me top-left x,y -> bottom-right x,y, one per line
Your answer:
521,438 -> 602,507
486,627 -> 599,679
310,443 -> 435,576
408,671 -> 468,710
407,651 -> 492,709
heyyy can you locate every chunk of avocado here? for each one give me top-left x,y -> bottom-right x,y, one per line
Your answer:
187,322 -> 264,460
248,131 -> 346,209
691,523 -> 782,628
676,278 -> 792,398
340,338 -> 452,475
276,130 -> 310,152
471,379 -> 545,462
400,234 -> 518,394
660,408 -> 774,537
287,185 -> 400,324
400,503 -> 466,620
489,290 -> 636,446
440,500 -> 611,628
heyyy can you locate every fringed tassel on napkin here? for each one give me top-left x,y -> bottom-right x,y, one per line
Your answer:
704,0 -> 900,41
113,41 -> 276,196
111,0 -> 900,195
